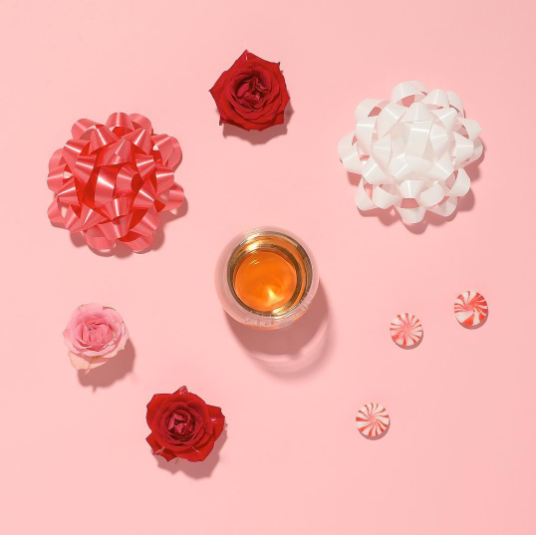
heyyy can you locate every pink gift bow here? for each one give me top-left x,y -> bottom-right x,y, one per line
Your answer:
47,112 -> 184,252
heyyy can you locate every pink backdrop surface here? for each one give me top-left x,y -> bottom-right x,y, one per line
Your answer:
1,0 -> 535,533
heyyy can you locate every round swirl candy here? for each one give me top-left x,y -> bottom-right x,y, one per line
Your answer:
454,291 -> 488,327
356,403 -> 390,439
47,113 -> 184,252
338,81 -> 483,224
390,313 -> 423,348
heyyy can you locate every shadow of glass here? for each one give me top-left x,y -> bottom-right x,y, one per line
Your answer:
154,429 -> 228,479
226,283 -> 332,377
77,339 -> 136,390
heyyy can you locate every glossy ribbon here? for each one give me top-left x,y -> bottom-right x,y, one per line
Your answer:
338,81 -> 483,224
47,113 -> 184,252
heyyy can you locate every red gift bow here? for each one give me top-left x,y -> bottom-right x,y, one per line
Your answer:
47,113 -> 184,252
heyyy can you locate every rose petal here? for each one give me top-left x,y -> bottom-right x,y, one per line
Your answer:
210,50 -> 289,132
147,433 -> 176,461
69,352 -> 108,372
146,394 -> 170,426
64,304 -> 128,362
178,437 -> 215,462
208,405 -> 225,441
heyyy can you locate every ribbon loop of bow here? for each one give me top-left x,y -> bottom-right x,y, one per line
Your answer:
339,82 -> 482,224
48,113 -> 184,252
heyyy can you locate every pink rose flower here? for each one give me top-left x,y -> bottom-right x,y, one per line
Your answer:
64,304 -> 129,373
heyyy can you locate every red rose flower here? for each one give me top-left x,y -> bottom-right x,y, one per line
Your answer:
210,50 -> 290,131
146,386 -> 225,462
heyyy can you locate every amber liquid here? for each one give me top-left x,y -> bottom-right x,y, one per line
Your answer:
228,232 -> 312,316
234,250 -> 297,312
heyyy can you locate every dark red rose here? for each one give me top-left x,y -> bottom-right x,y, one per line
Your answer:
146,386 -> 225,462
209,50 -> 290,131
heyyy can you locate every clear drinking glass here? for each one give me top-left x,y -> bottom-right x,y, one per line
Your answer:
215,227 -> 319,330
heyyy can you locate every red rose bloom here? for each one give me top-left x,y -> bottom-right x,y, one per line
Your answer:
210,50 -> 290,131
146,386 -> 225,462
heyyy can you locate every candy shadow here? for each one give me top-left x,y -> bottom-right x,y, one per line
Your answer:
226,283 -> 332,377
362,423 -> 391,441
155,429 -> 228,479
77,339 -> 136,390
68,200 -> 189,258
396,332 -> 424,350
346,143 -> 485,233
222,103 -> 294,145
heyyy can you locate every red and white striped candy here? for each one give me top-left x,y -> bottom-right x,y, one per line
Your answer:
356,403 -> 390,439
390,313 -> 423,347
454,291 -> 488,327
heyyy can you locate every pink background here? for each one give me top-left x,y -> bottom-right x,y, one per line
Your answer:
1,0 -> 535,533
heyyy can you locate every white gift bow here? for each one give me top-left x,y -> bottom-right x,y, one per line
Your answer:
338,81 -> 483,224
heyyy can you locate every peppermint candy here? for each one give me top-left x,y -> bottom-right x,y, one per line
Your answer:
356,403 -> 390,439
390,313 -> 423,348
455,291 -> 488,327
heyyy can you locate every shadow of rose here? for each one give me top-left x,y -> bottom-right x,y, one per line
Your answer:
221,102 -> 294,145
77,339 -> 136,390
226,282 -> 332,377
154,429 -> 228,479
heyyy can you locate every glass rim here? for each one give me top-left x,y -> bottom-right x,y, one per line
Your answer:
226,229 -> 314,318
